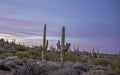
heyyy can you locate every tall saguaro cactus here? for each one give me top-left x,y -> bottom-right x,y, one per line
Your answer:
41,24 -> 48,60
57,26 -> 70,63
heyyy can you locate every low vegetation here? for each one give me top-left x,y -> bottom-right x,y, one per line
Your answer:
0,25 -> 119,75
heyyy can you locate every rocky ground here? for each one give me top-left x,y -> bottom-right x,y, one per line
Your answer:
0,56 -> 119,75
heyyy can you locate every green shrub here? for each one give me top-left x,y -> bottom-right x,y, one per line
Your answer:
0,53 -> 12,58
28,50 -> 36,55
92,58 -> 111,66
44,51 -> 59,61
16,45 -> 26,51
16,51 -> 30,59
65,52 -> 78,62
0,50 -> 12,58
110,56 -> 120,70
0,50 -> 10,54
28,49 -> 39,59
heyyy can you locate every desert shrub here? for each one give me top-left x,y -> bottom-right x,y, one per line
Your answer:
65,52 -> 78,62
43,51 -> 60,61
9,50 -> 17,55
0,50 -> 10,54
0,53 -> 12,58
40,51 -> 59,61
16,51 -> 30,59
92,58 -> 111,66
16,45 -> 26,51
45,52 -> 52,61
110,56 -> 120,70
28,49 -> 39,59
0,50 -> 13,58
28,50 -> 36,55
0,50 -> 17,57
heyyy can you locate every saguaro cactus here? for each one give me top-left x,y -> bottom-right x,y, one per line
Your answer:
57,26 -> 70,63
40,24 -> 48,60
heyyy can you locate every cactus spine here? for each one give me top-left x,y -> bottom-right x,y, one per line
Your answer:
57,26 -> 70,63
41,24 -> 48,60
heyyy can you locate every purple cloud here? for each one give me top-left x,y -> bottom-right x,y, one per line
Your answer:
0,0 -> 120,54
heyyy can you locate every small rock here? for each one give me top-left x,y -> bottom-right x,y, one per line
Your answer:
47,61 -> 58,72
5,61 -> 17,69
4,56 -> 18,61
93,66 -> 106,71
64,61 -> 74,68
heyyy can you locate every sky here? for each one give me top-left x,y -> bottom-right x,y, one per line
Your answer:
0,0 -> 120,54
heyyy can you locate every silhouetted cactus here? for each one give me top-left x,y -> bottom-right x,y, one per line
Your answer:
40,24 -> 48,61
57,26 -> 70,63
90,48 -> 100,58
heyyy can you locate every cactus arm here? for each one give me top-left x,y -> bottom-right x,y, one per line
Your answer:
57,40 -> 61,49
64,43 -> 71,52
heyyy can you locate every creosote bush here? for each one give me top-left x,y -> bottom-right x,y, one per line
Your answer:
0,52 -> 12,58
16,51 -> 30,59
92,58 -> 111,66
65,52 -> 78,62
16,45 -> 26,51
0,50 -> 10,54
110,56 -> 120,70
